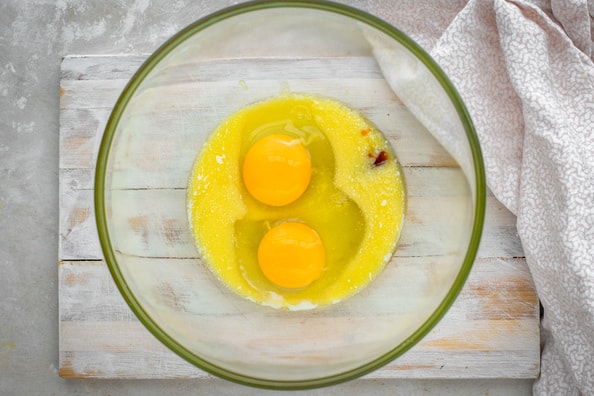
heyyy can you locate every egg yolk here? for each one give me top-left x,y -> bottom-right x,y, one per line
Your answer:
258,222 -> 325,289
242,134 -> 311,206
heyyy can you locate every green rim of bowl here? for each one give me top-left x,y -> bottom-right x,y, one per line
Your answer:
95,0 -> 486,390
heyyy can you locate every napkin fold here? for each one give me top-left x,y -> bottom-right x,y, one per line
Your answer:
373,0 -> 594,393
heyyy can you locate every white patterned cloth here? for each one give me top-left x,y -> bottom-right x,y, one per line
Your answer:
373,0 -> 594,394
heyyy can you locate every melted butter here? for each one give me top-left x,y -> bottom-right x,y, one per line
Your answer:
187,94 -> 405,310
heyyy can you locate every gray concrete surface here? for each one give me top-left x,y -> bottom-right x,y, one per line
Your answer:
0,0 -> 534,394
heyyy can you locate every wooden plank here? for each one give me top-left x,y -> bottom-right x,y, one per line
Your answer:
61,54 -> 149,81
60,55 -> 384,82
59,350 -> 205,379
59,55 -> 455,177
58,55 -> 538,380
59,86 -> 455,174
58,108 -> 111,169
59,183 -> 523,261
58,258 -> 539,379
59,258 -> 536,323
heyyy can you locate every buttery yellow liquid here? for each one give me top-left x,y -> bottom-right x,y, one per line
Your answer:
187,94 -> 405,310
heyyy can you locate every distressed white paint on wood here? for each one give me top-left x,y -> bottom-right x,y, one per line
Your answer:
60,55 -> 384,82
59,257 -> 538,379
59,86 -> 455,175
60,258 -> 536,323
59,184 -> 522,261
59,55 -> 539,379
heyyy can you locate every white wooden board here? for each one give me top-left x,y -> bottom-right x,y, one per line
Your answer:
58,55 -> 539,379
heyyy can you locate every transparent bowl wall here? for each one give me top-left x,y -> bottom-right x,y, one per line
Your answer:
97,2 -> 485,389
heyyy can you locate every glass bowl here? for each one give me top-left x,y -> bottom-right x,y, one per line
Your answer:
95,0 -> 486,390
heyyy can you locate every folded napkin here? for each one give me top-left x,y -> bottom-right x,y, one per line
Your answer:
372,0 -> 594,393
